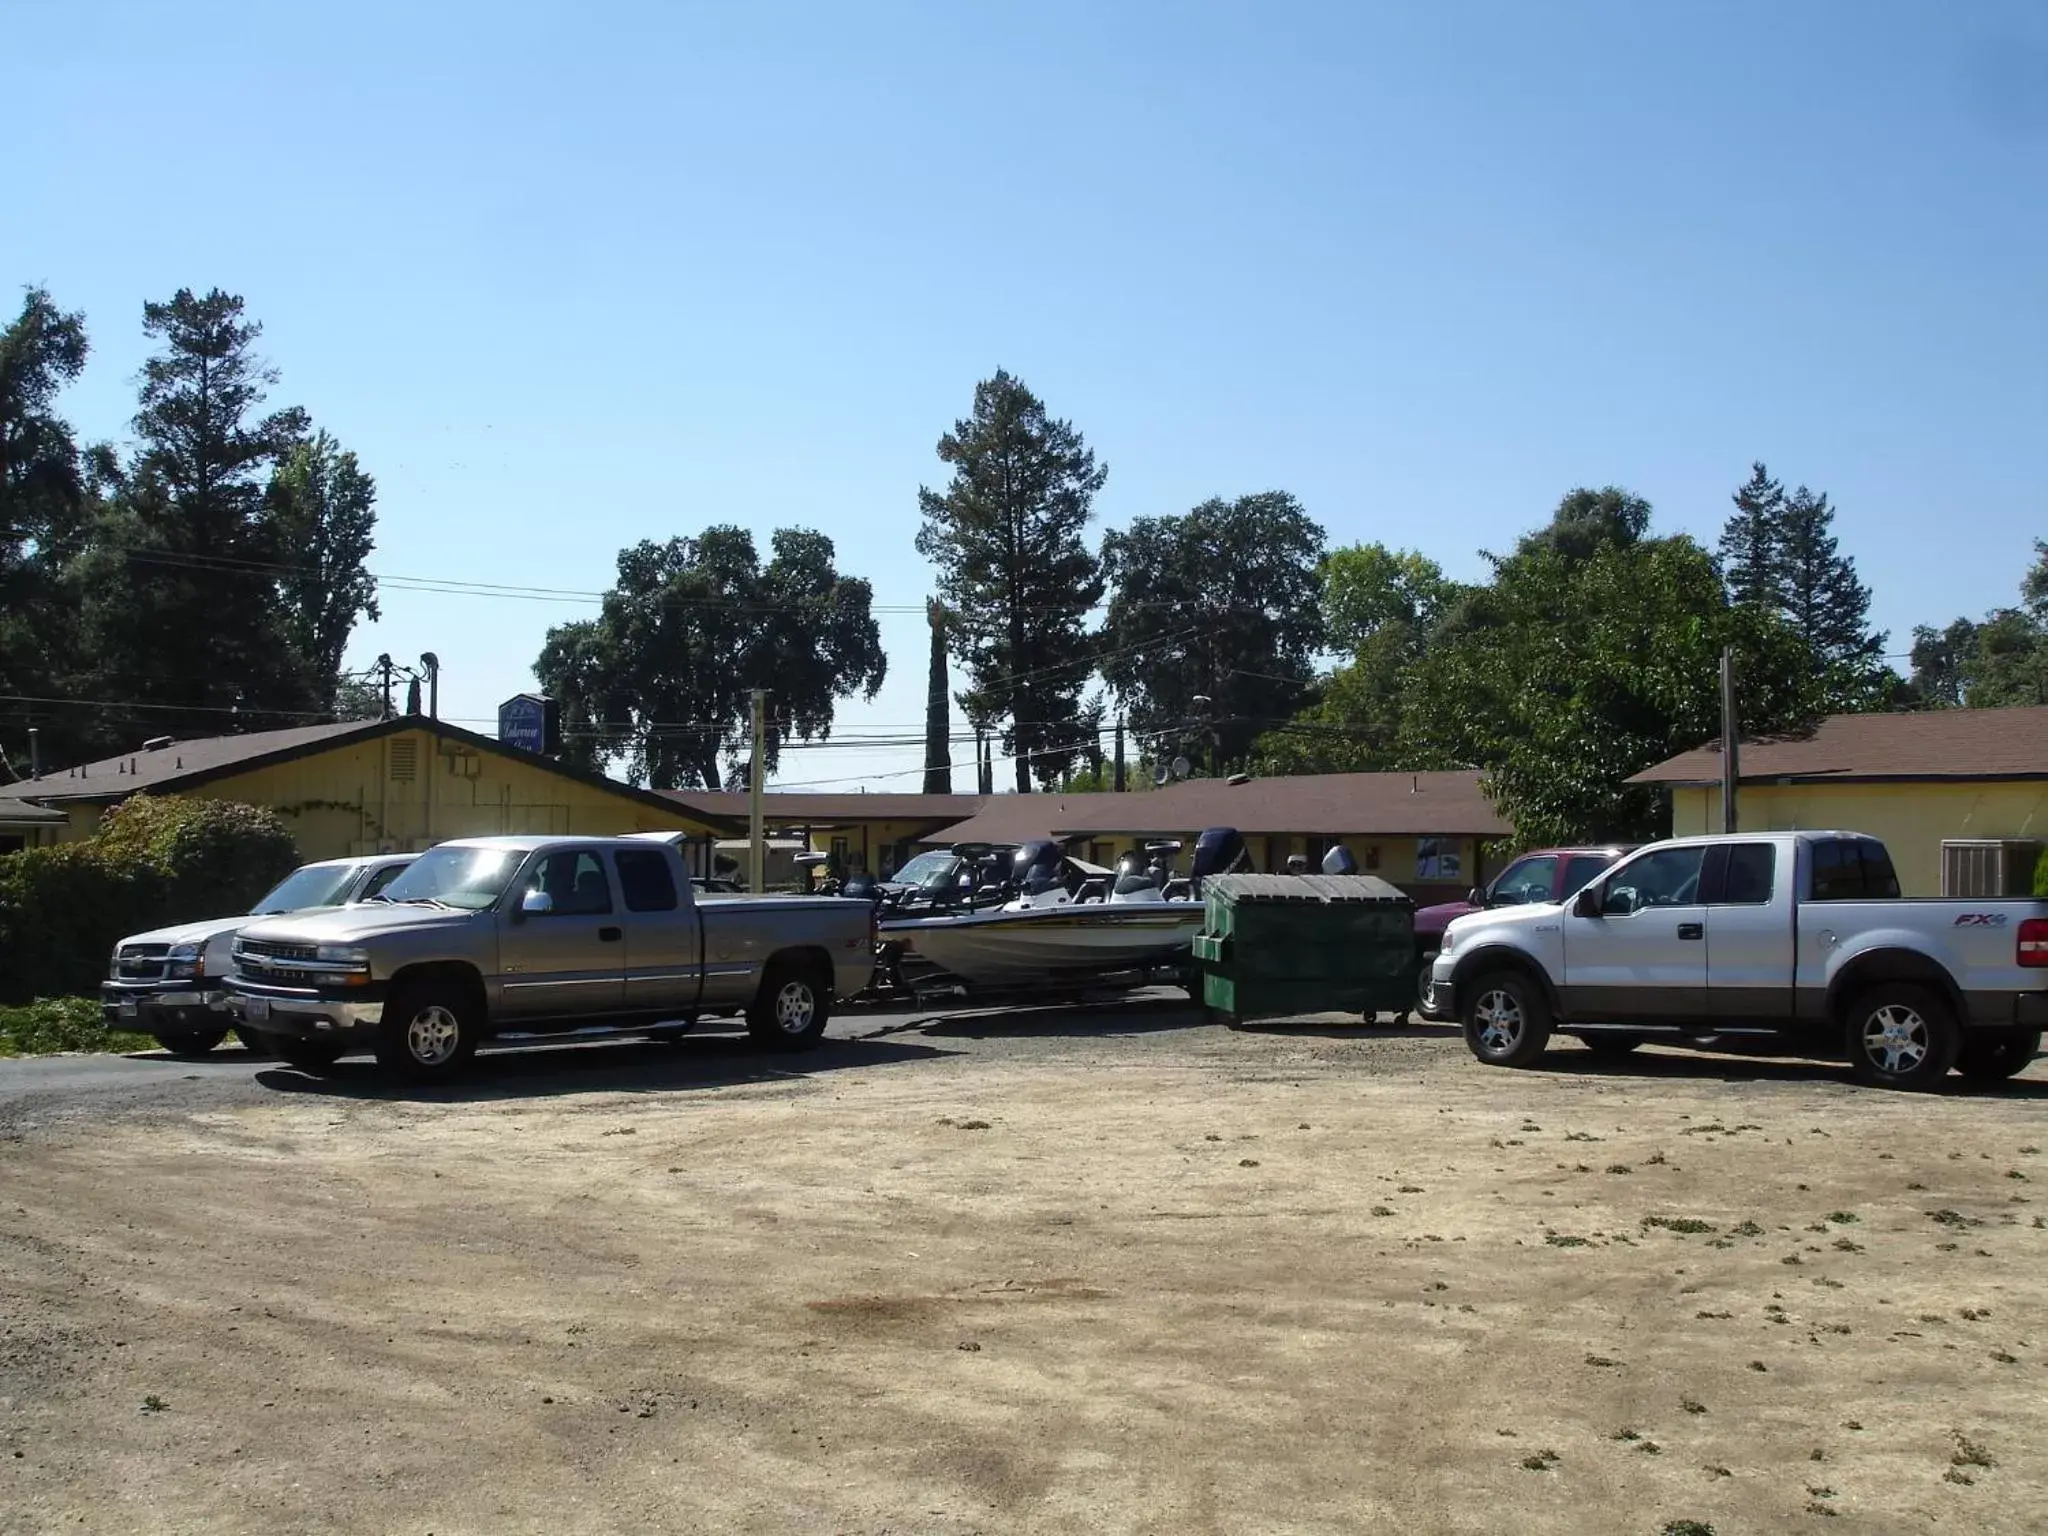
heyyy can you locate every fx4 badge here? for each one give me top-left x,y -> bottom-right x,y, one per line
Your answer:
1954,912 -> 2011,927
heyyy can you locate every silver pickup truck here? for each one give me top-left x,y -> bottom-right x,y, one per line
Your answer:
225,835 -> 876,1080
1426,830 -> 2048,1089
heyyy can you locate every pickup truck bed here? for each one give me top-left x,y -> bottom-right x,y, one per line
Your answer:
1426,830 -> 2048,1090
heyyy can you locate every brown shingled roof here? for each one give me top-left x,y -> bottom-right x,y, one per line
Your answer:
657,791 -> 989,827
1630,705 -> 2048,786
920,770 -> 1512,845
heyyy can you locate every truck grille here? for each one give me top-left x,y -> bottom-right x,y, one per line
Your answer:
234,937 -> 323,986
115,943 -> 170,982
238,939 -> 318,963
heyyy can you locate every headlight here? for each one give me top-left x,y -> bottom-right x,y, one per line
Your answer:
166,943 -> 205,979
1439,928 -> 1458,955
314,944 -> 370,969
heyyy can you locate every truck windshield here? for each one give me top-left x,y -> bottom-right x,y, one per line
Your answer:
376,846 -> 524,911
249,863 -> 357,915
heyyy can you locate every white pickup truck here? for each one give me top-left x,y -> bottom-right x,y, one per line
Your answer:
1425,830 -> 2048,1089
226,835 -> 876,1080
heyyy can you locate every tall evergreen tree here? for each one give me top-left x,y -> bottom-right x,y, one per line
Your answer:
1777,483 -> 1883,670
1719,462 -> 1785,611
922,598 -> 952,793
73,289 -> 313,743
915,370 -> 1106,791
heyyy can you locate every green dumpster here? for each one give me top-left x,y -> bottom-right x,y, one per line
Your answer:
1192,873 -> 1417,1025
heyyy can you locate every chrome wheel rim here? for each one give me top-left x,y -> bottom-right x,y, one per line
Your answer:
1862,1003 -> 1929,1075
1473,989 -> 1523,1054
406,1005 -> 463,1066
773,980 -> 816,1035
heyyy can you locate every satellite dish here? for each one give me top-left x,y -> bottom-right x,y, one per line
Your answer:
1171,755 -> 1192,781
1152,764 -> 1169,787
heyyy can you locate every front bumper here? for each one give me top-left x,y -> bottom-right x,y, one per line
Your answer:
100,981 -> 231,1032
225,980 -> 387,1040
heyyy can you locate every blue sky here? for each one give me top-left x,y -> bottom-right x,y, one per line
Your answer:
15,0 -> 2047,787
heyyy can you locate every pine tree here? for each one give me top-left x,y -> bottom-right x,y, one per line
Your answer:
922,598 -> 952,794
1719,462 -> 1785,610
1777,484 -> 1882,669
265,430 -> 381,707
915,370 -> 1106,791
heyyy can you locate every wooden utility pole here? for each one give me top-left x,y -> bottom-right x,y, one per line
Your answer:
1719,646 -> 1740,834
749,689 -> 767,893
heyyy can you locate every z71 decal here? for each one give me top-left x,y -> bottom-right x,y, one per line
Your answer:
1954,913 -> 2011,928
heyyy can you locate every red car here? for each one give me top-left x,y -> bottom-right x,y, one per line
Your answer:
1411,846 -> 1631,1010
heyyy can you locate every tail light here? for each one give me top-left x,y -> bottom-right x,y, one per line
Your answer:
2019,919 -> 2048,967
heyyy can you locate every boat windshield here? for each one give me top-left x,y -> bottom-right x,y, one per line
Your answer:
892,851 -> 958,887
375,846 -> 525,911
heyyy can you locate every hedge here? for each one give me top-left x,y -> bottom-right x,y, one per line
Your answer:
0,794 -> 300,1005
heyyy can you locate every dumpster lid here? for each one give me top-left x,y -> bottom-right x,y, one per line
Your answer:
1202,873 -> 1413,906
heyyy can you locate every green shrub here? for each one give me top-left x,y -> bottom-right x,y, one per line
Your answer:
0,997 -> 152,1056
2033,847 -> 2048,898
0,794 -> 299,1005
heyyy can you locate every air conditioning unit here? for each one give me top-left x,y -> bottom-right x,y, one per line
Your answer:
1941,840 -> 2044,898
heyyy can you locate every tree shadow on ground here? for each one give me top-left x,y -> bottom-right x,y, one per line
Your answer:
859,996 -> 1209,1042
1528,1042 -> 2048,1098
254,1031 -> 958,1104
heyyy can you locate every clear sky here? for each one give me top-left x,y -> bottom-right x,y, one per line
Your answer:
14,0 -> 2047,788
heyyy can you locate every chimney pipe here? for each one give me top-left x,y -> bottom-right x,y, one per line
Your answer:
421,653 -> 441,721
27,727 -> 39,780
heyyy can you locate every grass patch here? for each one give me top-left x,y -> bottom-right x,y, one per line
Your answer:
1663,1523 -> 1715,1536
1546,1233 -> 1593,1248
1642,1216 -> 1717,1235
0,998 -> 151,1057
1520,1448 -> 1560,1472
1952,1432 -> 1995,1470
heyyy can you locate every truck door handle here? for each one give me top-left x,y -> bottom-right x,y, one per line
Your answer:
1677,923 -> 1703,941
599,927 -> 622,943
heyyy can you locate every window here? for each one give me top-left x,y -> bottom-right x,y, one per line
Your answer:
1490,855 -> 1558,905
613,849 -> 678,912
1716,844 -> 1776,905
1562,854 -> 1615,897
362,862 -> 408,900
1809,838 -> 1900,901
0,835 -> 23,855
525,850 -> 612,915
1416,838 -> 1463,881
380,845 -> 524,911
1601,847 -> 1705,915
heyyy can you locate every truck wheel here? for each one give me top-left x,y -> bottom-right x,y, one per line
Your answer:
1415,953 -> 1438,1015
375,983 -> 480,1081
275,1039 -> 346,1074
232,1027 -> 271,1056
1844,984 -> 1960,1091
1461,971 -> 1552,1068
747,962 -> 830,1051
155,1028 -> 228,1056
1956,1029 -> 2041,1083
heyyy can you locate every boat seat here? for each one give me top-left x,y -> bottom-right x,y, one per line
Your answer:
1114,873 -> 1160,897
1075,877 -> 1109,904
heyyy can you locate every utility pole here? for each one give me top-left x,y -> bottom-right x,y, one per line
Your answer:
749,688 -> 767,893
1719,646 -> 1741,834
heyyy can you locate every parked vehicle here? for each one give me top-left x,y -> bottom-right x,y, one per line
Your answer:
1411,846 -> 1629,1013
1425,830 -> 2048,1090
226,835 -> 877,1080
100,853 -> 415,1056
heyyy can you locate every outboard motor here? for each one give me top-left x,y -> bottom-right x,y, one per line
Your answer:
841,872 -> 879,903
1190,827 -> 1249,895
1321,844 -> 1359,876
1285,853 -> 1310,874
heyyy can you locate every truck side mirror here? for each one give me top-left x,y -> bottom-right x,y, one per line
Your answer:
1467,886 -> 1486,907
516,889 -> 554,922
1571,887 -> 1601,919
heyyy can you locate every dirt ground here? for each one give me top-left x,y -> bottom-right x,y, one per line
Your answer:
5,1008 -> 2048,1535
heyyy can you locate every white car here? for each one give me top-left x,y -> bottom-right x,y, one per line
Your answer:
101,854 -> 416,1055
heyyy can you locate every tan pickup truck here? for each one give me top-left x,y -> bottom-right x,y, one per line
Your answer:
226,835 -> 875,1080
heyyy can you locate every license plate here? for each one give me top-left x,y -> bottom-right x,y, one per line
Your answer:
243,997 -> 270,1023
115,1000 -> 137,1019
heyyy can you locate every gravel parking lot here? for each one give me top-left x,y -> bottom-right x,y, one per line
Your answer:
4,1002 -> 2047,1534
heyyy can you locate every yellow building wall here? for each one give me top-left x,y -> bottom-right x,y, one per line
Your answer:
785,819 -> 944,877
1668,782 -> 2048,897
57,728 -> 715,862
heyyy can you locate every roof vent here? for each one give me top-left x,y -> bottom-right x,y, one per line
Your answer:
142,736 -> 174,752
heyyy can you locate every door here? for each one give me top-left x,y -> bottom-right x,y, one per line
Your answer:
610,847 -> 703,1017
1703,842 -> 1791,1019
1561,844 -> 1709,1020
498,848 -> 626,1018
